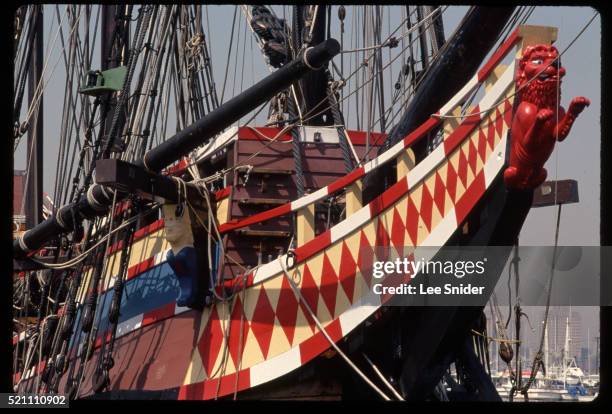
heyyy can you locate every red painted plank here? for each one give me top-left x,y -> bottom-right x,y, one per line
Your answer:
344,130 -> 387,146
455,171 -> 486,225
369,177 -> 409,217
214,186 -> 231,201
443,108 -> 482,157
403,117 -> 441,148
327,167 -> 365,194
299,319 -> 342,364
142,301 -> 176,326
218,203 -> 292,233
294,230 -> 332,264
127,256 -> 156,281
238,126 -> 292,141
477,28 -> 519,82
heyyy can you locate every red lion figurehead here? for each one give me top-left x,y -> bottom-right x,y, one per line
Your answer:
504,42 -> 589,190
517,44 -> 565,109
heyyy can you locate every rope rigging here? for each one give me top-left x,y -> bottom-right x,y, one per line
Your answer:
11,5 -> 598,401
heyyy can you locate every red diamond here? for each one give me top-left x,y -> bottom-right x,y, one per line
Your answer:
276,275 -> 299,345
390,208 -> 406,253
478,128 -> 488,163
228,296 -> 250,368
457,149 -> 469,188
338,242 -> 357,303
375,219 -> 390,262
487,117 -> 496,150
433,172 -> 446,216
320,254 -> 339,318
446,162 -> 458,203
504,99 -> 513,128
198,306 -> 224,376
468,138 -> 478,175
299,264 -> 319,333
420,184 -> 434,232
357,231 -> 374,288
405,196 -> 419,245
495,108 -> 504,137
250,288 -> 276,358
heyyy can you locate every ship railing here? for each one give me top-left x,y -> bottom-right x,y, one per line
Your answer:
218,27 -> 525,240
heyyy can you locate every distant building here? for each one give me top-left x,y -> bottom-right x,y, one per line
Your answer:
545,307 -> 584,367
13,170 -> 26,235
579,347 -> 589,373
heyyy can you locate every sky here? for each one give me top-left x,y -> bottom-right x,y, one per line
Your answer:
13,5 -> 601,369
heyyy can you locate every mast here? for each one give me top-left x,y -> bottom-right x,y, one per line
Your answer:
595,336 -> 599,375
561,309 -> 571,386
25,5 -> 43,229
415,6 -> 429,72
544,321 -> 549,377
587,327 -> 590,375
291,5 -> 333,126
100,5 -> 131,156
430,6 -> 446,50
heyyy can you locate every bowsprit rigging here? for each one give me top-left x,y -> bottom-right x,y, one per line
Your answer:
11,5 -> 596,402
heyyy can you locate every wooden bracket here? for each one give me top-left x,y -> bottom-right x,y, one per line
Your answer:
517,25 -> 558,58
297,203 -> 315,246
95,159 -> 208,210
397,148 -> 416,181
345,181 -> 363,216
532,180 -> 579,208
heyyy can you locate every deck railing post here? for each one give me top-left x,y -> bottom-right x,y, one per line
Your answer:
345,181 -> 363,216
297,203 -> 315,246
396,149 -> 416,181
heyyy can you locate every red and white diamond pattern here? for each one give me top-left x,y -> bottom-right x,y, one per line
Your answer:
180,85 -> 516,399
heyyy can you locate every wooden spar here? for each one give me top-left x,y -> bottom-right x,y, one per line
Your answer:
93,159 -> 208,210
13,39 -> 341,258
25,5 -> 43,229
100,5 -> 131,155
292,5 -> 333,126
138,38 -> 340,172
532,180 -> 579,207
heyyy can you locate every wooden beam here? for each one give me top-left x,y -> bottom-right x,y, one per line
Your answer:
237,229 -> 291,238
484,64 -> 508,93
297,203 -> 315,246
216,197 -> 230,226
397,148 -> 416,181
345,181 -> 363,216
95,159 -> 208,210
532,179 -> 579,208
517,25 -> 558,58
443,105 -> 462,140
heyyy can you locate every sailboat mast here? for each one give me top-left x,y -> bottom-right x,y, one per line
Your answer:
563,312 -> 570,384
25,5 -> 43,229
544,321 -> 549,376
587,327 -> 590,375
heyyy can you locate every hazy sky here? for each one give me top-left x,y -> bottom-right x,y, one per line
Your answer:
13,5 -> 601,355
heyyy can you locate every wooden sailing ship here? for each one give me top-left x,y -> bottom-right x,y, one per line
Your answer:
12,5 -> 589,401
